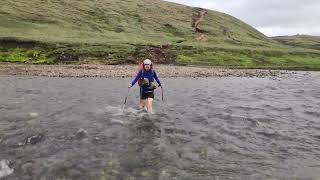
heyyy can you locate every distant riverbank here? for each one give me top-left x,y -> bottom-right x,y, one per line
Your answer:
0,64 -> 286,78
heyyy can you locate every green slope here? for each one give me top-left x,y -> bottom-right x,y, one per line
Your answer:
273,35 -> 320,51
0,0 -> 270,45
0,0 -> 320,70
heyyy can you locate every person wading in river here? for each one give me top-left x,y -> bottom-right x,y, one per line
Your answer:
128,59 -> 162,113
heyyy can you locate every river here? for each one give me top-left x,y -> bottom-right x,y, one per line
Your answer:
0,72 -> 320,179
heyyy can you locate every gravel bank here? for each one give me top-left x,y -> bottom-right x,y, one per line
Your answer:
0,64 -> 284,78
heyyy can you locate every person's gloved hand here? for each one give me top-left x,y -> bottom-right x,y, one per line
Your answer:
128,83 -> 132,88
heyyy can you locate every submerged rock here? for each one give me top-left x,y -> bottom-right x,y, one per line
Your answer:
110,119 -> 125,126
25,134 -> 44,145
92,137 -> 100,143
0,159 -> 14,178
75,129 -> 88,139
18,134 -> 44,146
29,112 -> 39,118
21,162 -> 33,174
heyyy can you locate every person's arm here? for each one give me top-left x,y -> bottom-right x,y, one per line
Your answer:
130,70 -> 142,87
154,71 -> 161,86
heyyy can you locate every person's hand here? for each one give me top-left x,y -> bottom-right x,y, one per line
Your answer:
128,83 -> 132,88
160,84 -> 163,88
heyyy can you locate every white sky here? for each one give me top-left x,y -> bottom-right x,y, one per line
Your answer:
165,0 -> 320,37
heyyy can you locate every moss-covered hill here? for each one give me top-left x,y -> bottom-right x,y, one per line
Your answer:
1,0 -> 320,70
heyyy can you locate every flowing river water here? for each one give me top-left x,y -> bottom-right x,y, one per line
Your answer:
0,72 -> 320,180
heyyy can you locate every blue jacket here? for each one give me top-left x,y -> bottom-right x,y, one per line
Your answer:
131,70 -> 161,93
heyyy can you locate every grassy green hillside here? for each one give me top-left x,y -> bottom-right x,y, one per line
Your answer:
1,0 -> 320,70
273,35 -> 320,51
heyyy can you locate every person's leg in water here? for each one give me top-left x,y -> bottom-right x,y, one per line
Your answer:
146,97 -> 153,113
139,88 -> 148,110
139,99 -> 143,109
145,90 -> 155,113
139,99 -> 147,110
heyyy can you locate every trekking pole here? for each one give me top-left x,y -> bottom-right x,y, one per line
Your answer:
160,86 -> 165,110
122,87 -> 131,111
161,86 -> 164,103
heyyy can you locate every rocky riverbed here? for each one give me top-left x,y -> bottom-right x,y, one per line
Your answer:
0,64 -> 284,78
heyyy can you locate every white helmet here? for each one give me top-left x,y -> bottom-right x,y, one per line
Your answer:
143,59 -> 152,65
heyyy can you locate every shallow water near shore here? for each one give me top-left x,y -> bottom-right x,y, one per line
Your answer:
1,72 -> 320,179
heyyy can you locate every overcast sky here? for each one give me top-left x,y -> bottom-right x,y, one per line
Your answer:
165,0 -> 320,37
